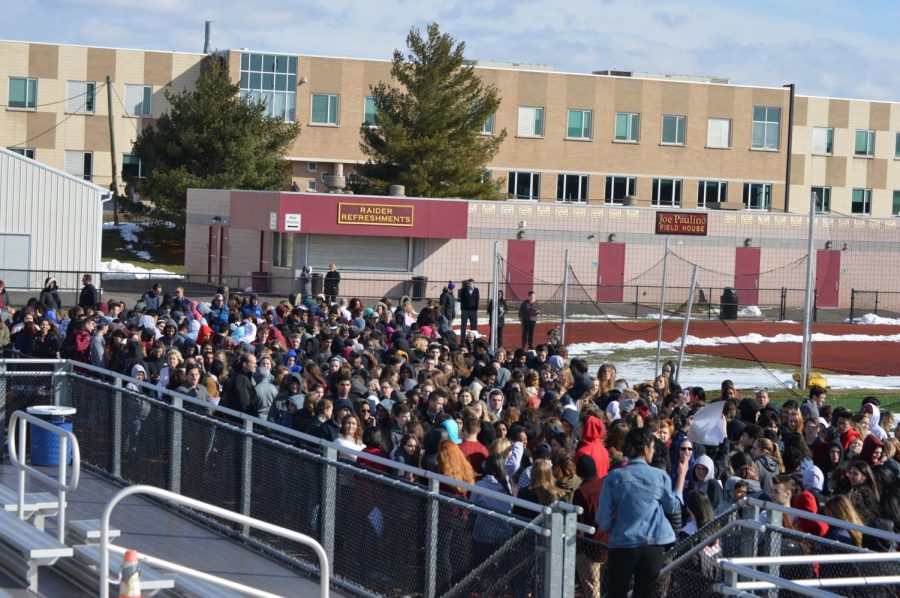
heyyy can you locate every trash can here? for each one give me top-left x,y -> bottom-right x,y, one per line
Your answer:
411,276 -> 428,301
26,405 -> 76,466
311,272 -> 325,296
720,287 -> 738,321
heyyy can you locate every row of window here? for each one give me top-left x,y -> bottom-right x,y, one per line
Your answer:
506,171 -> 773,209
8,148 -> 146,182
7,76 -> 152,116
504,171 -> 900,215
811,126 -> 900,158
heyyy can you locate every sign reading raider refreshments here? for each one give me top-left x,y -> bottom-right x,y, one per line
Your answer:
655,211 -> 708,236
338,202 -> 414,227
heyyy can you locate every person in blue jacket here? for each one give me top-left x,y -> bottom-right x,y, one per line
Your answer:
598,427 -> 690,598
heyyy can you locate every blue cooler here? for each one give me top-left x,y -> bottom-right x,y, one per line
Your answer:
26,405 -> 76,466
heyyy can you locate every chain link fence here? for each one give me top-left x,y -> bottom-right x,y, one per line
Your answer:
0,361 -> 568,597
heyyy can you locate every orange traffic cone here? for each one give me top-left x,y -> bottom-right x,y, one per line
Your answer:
118,549 -> 141,597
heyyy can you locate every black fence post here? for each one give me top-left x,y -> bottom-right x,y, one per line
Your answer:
875,290 -> 880,316
849,289 -> 855,322
780,287 -> 786,322
634,285 -> 639,319
813,289 -> 818,323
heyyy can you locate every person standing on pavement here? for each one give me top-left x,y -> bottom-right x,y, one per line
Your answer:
518,290 -> 541,350
439,282 -> 456,326
324,264 -> 341,304
79,274 -> 98,309
458,279 -> 480,337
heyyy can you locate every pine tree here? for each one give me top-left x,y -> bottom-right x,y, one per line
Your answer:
353,23 -> 506,199
132,57 -> 301,228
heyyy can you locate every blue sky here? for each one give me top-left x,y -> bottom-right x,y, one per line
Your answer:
4,0 -> 899,101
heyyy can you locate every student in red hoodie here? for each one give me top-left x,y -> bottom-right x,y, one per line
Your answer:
575,413 -> 610,479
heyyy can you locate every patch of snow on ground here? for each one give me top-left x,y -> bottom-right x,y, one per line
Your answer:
103,222 -> 141,244
98,260 -> 181,280
845,313 -> 900,325
739,305 -> 763,317
135,251 -> 151,260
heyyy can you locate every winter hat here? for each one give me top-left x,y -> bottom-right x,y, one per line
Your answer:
441,418 -> 461,444
333,398 -> 354,414
802,466 -> 824,492
620,398 -> 636,414
548,355 -> 565,373
561,405 -> 580,433
533,442 -> 552,460
448,281 -> 456,290
378,399 -> 394,413
606,400 -> 622,421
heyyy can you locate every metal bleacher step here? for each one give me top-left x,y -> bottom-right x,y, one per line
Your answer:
170,573 -> 249,598
0,508 -> 73,592
58,544 -> 175,595
0,484 -> 59,515
65,519 -> 121,546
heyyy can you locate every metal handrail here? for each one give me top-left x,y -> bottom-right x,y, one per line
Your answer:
7,409 -> 81,543
106,544 -> 282,598
99,485 -> 329,598
724,553 -> 900,565
46,359 -> 591,529
746,497 -> 900,544
718,562 -> 841,598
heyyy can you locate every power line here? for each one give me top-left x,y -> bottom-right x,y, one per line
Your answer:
0,81 -> 106,109
5,82 -> 108,149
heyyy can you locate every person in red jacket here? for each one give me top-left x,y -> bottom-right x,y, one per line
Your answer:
575,414 -> 610,479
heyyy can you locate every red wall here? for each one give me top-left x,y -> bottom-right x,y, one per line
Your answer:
230,191 -> 468,239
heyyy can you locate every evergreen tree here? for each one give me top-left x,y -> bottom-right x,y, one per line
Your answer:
354,23 -> 506,199
132,57 -> 300,228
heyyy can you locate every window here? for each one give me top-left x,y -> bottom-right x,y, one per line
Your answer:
854,130 -> 875,157
557,174 -> 588,202
896,133 -> 900,159
478,170 -> 492,184
307,180 -> 317,192
121,154 -> 146,179
661,115 -> 685,145
852,188 -> 871,214
508,171 -> 541,200
124,84 -> 152,117
893,191 -> 900,216
363,96 -> 377,127
239,52 -> 297,122
7,147 -> 34,159
707,118 -> 731,148
8,77 -> 37,109
812,127 -> 834,155
482,113 -> 495,135
652,178 -> 682,207
272,232 -> 293,268
615,112 -> 640,142
566,109 -> 592,140
697,181 -> 727,207
604,176 -> 635,204
811,186 -> 831,213
751,106 -> 780,150
743,183 -> 771,211
307,162 -> 317,172
517,106 -> 544,137
311,93 -> 339,125
66,81 -> 95,114
64,150 -> 93,181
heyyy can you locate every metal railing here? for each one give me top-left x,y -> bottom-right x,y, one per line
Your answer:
99,484 -> 329,598
0,359 -> 588,598
7,409 -> 81,543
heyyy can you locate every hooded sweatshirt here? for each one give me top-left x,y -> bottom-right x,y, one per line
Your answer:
575,415 -> 610,479
691,454 -> 724,509
792,491 -> 829,537
864,404 -> 887,441
755,454 -> 780,496
858,435 -> 884,468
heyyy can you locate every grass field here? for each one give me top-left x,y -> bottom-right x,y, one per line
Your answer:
102,217 -> 184,274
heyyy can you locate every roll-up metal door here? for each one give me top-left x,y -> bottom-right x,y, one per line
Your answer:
306,235 -> 411,272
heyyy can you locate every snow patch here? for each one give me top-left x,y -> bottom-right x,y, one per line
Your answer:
103,222 -> 141,244
98,260 -> 181,280
739,305 -> 763,317
845,313 -> 900,325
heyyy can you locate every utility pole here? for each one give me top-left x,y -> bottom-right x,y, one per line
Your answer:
106,75 -> 120,226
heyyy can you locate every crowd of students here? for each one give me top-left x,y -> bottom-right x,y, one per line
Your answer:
1,274 -> 898,596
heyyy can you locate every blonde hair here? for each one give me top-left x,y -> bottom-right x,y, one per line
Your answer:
490,437 -> 512,458
755,438 -> 784,473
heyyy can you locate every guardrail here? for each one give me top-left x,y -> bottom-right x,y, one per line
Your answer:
7,409 -> 81,543
99,485 -> 329,598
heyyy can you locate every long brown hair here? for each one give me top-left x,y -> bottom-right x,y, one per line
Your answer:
437,439 -> 475,493
823,495 -> 864,547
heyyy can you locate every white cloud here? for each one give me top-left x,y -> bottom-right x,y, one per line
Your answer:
2,0 -> 899,100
